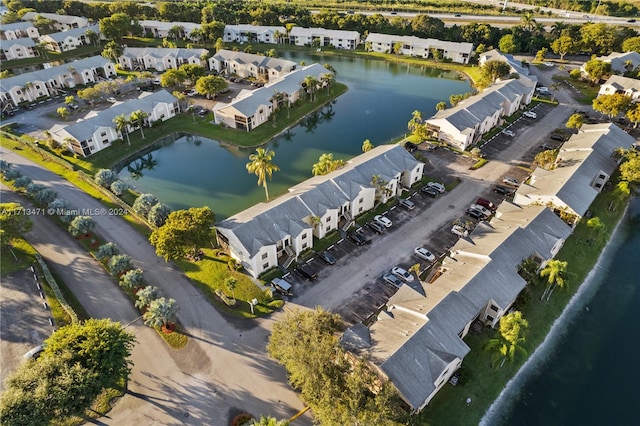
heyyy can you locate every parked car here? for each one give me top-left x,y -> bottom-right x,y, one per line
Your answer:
391,266 -> 414,283
383,273 -> 403,288
543,62 -> 554,67
374,214 -> 392,228
367,221 -> 385,234
502,177 -> 520,187
493,185 -> 514,196
536,86 -> 550,94
297,264 -> 318,281
469,204 -> 492,217
348,231 -> 370,246
399,198 -> 416,210
270,278 -> 293,296
186,89 -> 197,97
421,186 -> 439,198
106,97 -> 117,103
476,197 -> 497,212
414,247 -> 436,262
466,208 -> 486,220
502,129 -> 515,137
523,111 -> 537,119
23,345 -> 44,360
317,251 -> 336,265
197,109 -> 208,117
451,224 -> 468,237
540,143 -> 557,151
404,142 -> 418,153
550,133 -> 566,142
427,182 -> 446,193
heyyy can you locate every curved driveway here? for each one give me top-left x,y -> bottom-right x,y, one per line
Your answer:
0,151 -> 309,425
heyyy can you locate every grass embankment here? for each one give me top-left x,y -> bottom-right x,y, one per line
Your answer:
175,248 -> 284,318
417,178 -> 630,425
553,75 -> 599,105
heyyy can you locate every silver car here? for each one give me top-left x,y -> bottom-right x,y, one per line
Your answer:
391,266 -> 415,283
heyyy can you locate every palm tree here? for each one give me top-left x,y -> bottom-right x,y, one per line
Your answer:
320,72 -> 335,94
302,75 -> 318,101
113,114 -> 131,145
143,297 -> 179,329
224,277 -> 237,303
409,263 -> 422,281
520,12 -> 536,31
271,90 -> 284,126
550,21 -> 567,38
130,110 -> 149,139
189,27 -> 204,45
362,139 -> 374,153
540,259 -> 569,301
102,41 -> 123,63
246,148 -> 280,202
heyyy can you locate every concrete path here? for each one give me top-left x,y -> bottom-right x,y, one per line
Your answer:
0,155 -> 309,424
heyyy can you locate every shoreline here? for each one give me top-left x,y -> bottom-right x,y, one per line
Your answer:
480,199 -> 632,425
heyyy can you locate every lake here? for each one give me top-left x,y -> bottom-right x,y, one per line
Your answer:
118,54 -> 471,219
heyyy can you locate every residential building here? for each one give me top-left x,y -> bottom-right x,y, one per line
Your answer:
209,49 -> 297,81
514,123 -> 634,219
424,78 -> 534,150
479,49 -> 537,88
365,33 -> 473,64
581,51 -> 640,76
0,21 -> 40,40
139,20 -> 202,40
289,27 -> 360,50
51,90 -> 179,157
0,55 -> 116,109
223,25 -> 285,44
21,12 -> 89,31
0,37 -> 37,60
349,202 -> 572,412
214,63 -> 331,131
217,145 -> 424,277
118,47 -> 209,71
598,75 -> 640,101
39,24 -> 100,53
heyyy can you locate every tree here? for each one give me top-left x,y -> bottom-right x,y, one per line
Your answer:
94,168 -> 117,188
225,277 -> 237,302
361,139 -> 374,153
143,297 -> 179,328
135,286 -> 161,310
302,75 -> 319,101
160,68 -> 187,90
498,34 -> 517,54
320,72 -> 334,94
56,106 -> 69,120
540,259 -> 569,301
407,110 -> 427,140
409,263 -> 422,281
119,268 -> 144,290
195,75 -> 227,98
411,15 -> 445,39
96,242 -> 119,261
311,153 -> 345,176
179,63 -> 206,85
246,148 -> 279,202
132,193 -> 158,217
534,149 -> 558,170
485,311 -> 528,368
147,203 -> 172,227
393,41 -> 403,57
566,113 -> 584,129
68,216 -> 94,237
101,40 -> 123,63
535,47 -> 547,62
626,103 -> 640,128
64,95 -> 76,107
592,93 -> 631,120
189,27 -> 204,44
580,23 -> 615,55
168,25 -> 185,40
130,109 -> 149,139
110,180 -> 127,196
435,101 -> 447,111
214,37 -> 224,52
550,35 -> 576,61
0,202 -> 32,247
100,13 -> 135,41
113,114 -> 131,145
584,59 -> 611,83
250,416 -> 289,426
622,36 -> 640,54
480,60 -> 511,85
520,12 -> 536,31
586,217 -> 606,246
149,207 -> 214,260
85,28 -> 100,47
618,148 -> 640,185
108,254 -> 134,277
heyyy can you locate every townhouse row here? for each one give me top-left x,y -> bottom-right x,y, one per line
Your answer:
346,123 -> 634,412
217,145 -> 424,278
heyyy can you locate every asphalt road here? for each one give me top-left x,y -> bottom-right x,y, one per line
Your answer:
0,156 -> 310,424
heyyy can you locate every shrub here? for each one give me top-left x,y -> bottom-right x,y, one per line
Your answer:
26,183 -> 46,197
132,193 -> 158,217
34,188 -> 57,206
147,203 -> 172,227
68,216 -> 94,237
120,268 -> 144,290
569,69 -> 581,80
2,168 -> 22,180
107,254 -> 134,277
96,242 -> 119,261
14,175 -> 32,188
94,169 -> 117,188
110,180 -> 127,196
135,285 -> 160,310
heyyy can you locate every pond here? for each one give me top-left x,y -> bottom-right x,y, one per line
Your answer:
118,54 -> 472,220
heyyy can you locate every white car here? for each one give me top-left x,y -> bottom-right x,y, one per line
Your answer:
523,111 -> 537,119
543,62 -> 554,67
374,214 -> 393,228
106,97 -> 117,103
427,182 -> 446,193
503,177 -> 520,187
502,129 -> 515,137
536,87 -> 550,95
391,266 -> 415,283
469,204 -> 492,217
414,247 -> 436,262
451,225 -> 468,237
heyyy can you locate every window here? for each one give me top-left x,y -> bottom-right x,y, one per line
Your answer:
261,253 -> 268,260
301,243 -> 307,249
262,262 -> 269,269
301,233 -> 307,240
325,216 -> 330,222
358,207 -> 363,213
486,314 -> 494,322
358,197 -> 363,204
490,304 -> 499,312
326,225 -> 331,231
100,131 -> 107,137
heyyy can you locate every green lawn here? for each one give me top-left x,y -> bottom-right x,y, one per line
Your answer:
552,75 -> 599,104
1,238 -> 37,276
417,177 -> 629,424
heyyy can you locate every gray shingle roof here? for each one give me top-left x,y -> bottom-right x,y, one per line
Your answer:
121,47 -> 208,60
21,12 -> 86,25
1,21 -> 35,32
0,37 -> 35,48
40,24 -> 99,42
0,55 -> 112,92
212,49 -> 296,72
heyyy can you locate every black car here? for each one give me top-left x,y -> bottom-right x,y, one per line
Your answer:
404,142 -> 418,153
318,251 -> 336,265
421,186 -> 439,198
367,221 -> 385,234
493,185 -> 514,196
348,231 -> 370,246
550,133 -> 566,142
297,264 -> 318,281
466,208 -> 486,220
